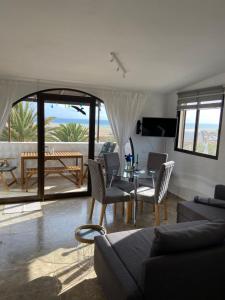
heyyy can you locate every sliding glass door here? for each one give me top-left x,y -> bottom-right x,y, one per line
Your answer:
38,91 -> 96,200
0,89 -> 97,203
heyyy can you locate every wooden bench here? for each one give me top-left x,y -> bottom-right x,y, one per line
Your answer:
25,166 -> 82,192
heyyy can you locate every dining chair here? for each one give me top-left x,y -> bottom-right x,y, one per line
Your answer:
131,161 -> 175,226
88,159 -> 132,225
104,152 -> 134,217
0,159 -> 18,191
83,142 -> 117,181
103,152 -> 134,191
139,152 -> 168,188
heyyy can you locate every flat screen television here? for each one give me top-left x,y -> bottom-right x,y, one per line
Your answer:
141,117 -> 177,137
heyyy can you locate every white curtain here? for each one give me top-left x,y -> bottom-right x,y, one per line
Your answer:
0,79 -> 38,133
0,80 -> 20,132
103,90 -> 147,168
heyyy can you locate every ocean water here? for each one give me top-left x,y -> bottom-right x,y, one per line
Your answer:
184,123 -> 218,140
185,123 -> 218,130
52,118 -> 110,127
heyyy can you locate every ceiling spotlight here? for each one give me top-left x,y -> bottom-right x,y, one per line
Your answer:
110,52 -> 127,78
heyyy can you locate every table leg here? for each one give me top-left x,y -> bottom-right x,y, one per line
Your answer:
80,156 -> 83,185
21,157 -> 25,188
126,201 -> 132,224
133,176 -> 138,226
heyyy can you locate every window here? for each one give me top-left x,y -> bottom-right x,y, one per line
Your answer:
175,86 -> 224,159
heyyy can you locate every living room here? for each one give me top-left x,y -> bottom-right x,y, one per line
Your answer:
0,1 -> 225,299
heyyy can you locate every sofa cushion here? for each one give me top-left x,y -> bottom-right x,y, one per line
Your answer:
177,201 -> 225,222
214,184 -> 225,200
150,222 -> 225,257
194,196 -> 225,209
105,221 -> 206,292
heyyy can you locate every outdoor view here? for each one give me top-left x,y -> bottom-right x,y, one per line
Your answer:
0,99 -> 115,199
179,108 -> 221,156
1,101 -> 114,143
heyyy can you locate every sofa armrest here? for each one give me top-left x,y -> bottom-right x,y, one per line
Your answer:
214,185 -> 225,200
142,245 -> 225,300
94,235 -> 143,300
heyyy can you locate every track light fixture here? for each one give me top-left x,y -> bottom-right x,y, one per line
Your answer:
110,52 -> 127,78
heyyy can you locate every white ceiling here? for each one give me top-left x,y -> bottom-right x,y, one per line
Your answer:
1,0 -> 225,92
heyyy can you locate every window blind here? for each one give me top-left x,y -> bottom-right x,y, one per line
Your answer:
177,85 -> 224,110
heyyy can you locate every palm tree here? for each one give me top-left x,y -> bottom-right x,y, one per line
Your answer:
51,123 -> 88,142
1,101 -> 55,142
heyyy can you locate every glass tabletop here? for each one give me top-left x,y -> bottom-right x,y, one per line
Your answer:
121,169 -> 156,180
107,168 -> 157,189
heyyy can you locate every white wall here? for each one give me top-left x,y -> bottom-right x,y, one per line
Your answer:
130,92 -> 167,169
165,72 -> 225,200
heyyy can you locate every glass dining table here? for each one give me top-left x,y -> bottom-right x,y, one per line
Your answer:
110,168 -> 156,225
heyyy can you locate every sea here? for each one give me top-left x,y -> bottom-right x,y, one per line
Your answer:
52,118 -> 110,127
185,123 -> 218,130
184,123 -> 218,140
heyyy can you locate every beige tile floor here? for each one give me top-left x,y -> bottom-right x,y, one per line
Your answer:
0,195 -> 180,300
0,176 -> 88,199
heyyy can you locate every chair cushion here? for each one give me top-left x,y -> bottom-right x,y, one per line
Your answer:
105,186 -> 130,203
150,221 -> 225,257
112,179 -> 134,193
106,221 -> 206,292
138,178 -> 154,188
177,201 -> 225,222
130,186 -> 155,203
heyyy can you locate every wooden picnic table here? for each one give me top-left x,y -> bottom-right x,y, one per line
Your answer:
20,151 -> 84,189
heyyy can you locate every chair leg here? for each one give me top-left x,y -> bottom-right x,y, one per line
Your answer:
121,202 -> 125,216
99,204 -> 107,226
83,167 -> 88,182
163,200 -> 168,220
113,203 -> 117,218
140,200 -> 144,213
0,173 -> 9,191
89,197 -> 95,219
154,204 -> 160,226
10,171 -> 18,184
126,201 -> 132,224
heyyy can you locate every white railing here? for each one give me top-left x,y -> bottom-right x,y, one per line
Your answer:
0,141 -> 104,178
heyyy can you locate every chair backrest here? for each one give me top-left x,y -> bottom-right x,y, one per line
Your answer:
155,161 -> 175,204
104,152 -> 120,186
98,142 -> 116,158
88,159 -> 106,202
147,152 -> 168,171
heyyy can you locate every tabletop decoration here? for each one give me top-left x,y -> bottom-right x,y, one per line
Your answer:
124,153 -> 133,171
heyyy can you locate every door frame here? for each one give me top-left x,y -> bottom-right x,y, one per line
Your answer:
0,88 -> 101,204
38,92 -> 96,200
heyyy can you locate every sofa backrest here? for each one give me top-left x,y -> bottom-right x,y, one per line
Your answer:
142,245 -> 225,300
214,184 -> 225,200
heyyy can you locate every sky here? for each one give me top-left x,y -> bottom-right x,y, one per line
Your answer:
185,109 -> 220,124
44,103 -> 108,120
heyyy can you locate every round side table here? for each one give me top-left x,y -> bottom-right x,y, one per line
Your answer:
75,224 -> 107,244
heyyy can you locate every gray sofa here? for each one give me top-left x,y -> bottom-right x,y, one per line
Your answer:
177,185 -> 225,222
94,220 -> 225,300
